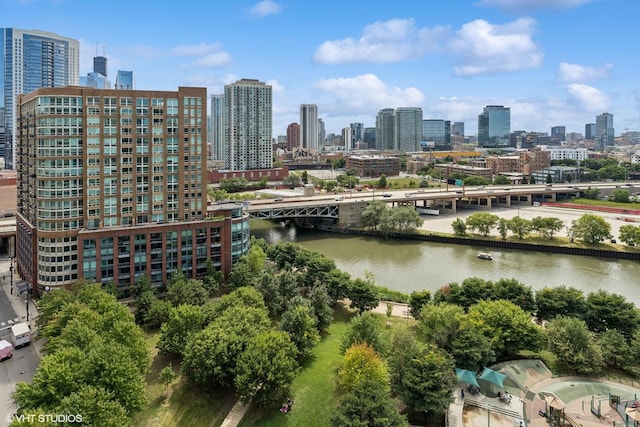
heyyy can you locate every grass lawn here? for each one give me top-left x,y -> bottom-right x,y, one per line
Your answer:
571,198 -> 640,210
133,331 -> 237,427
238,305 -> 355,426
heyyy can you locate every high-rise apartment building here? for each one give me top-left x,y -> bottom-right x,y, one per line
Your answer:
596,112 -> 614,149
116,70 -> 134,90
585,123 -> 596,140
1,28 -> 80,169
286,123 -> 300,151
376,108 -> 395,150
300,104 -> 319,151
394,107 -> 423,152
224,79 -> 272,170
422,119 -> 451,150
342,127 -> 353,150
318,118 -> 326,147
15,86 -> 250,295
210,94 -> 225,162
363,127 -> 376,149
478,105 -> 511,148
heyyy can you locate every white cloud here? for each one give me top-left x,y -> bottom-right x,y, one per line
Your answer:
313,74 -> 425,114
567,83 -> 611,111
169,43 -> 232,68
170,42 -> 224,57
449,18 -> 543,76
556,62 -> 613,83
476,0 -> 594,13
195,52 -> 232,68
314,18 -> 447,64
248,1 -> 281,18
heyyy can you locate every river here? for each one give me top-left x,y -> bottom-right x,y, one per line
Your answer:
251,220 -> 640,308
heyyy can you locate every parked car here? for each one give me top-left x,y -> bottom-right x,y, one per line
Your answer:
0,339 -> 13,361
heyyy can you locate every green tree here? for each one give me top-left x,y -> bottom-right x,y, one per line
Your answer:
389,342 -> 456,415
228,260 -> 253,289
619,224 -> 640,246
361,200 -> 388,231
338,343 -> 389,394
142,299 -> 172,330
279,303 -> 320,358
451,217 -> 467,236
497,218 -> 509,239
341,312 -> 387,356
301,170 -> 309,184
467,300 -> 542,358
419,302 -> 465,348
546,316 -> 604,375
570,214 -> 612,244
583,187 -> 600,199
235,330 -> 298,406
535,286 -> 586,323
347,278 -> 379,314
464,176 -> 491,186
166,278 -> 209,307
283,173 -> 301,187
308,284 -> 334,331
55,385 -> 131,427
597,330 -> 631,369
507,216 -> 531,239
610,188 -> 631,203
465,212 -> 499,236
157,304 -> 205,356
389,206 -> 423,233
546,173 -> 553,184
159,363 -> 177,395
331,378 -> 407,427
492,175 -> 511,185
408,290 -> 431,319
583,290 -> 640,339
450,317 -> 496,370
182,305 -> 270,386
377,174 -> 387,188
530,216 -> 564,239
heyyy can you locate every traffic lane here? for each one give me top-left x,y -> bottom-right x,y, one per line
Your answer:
0,331 -> 38,426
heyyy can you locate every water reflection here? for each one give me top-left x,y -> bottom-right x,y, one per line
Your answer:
252,220 -> 640,307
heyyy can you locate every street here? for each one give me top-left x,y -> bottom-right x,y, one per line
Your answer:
0,255 -> 40,427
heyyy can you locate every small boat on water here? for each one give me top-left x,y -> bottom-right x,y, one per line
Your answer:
477,252 -> 493,260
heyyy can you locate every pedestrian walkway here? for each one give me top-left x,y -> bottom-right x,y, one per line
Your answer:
219,400 -> 250,427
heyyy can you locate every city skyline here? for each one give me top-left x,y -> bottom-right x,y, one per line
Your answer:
4,0 -> 640,137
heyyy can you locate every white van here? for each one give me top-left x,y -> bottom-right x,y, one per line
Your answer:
11,322 -> 31,348
0,339 -> 13,361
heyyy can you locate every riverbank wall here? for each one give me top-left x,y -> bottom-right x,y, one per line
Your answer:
334,228 -> 640,261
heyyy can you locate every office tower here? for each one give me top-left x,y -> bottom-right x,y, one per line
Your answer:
478,105 -> 511,148
376,108 -> 395,150
1,28 -> 80,169
452,122 -> 465,136
116,70 -> 134,90
300,104 -> 319,150
550,126 -> 565,143
210,94 -> 225,162
0,107 -> 5,159
15,86 -> 250,295
585,123 -> 596,140
363,127 -> 376,149
318,118 -> 326,147
224,79 -> 273,170
596,113 -> 614,149
93,55 -> 108,78
394,107 -> 423,152
286,123 -> 300,151
422,119 -> 452,150
350,122 -> 364,143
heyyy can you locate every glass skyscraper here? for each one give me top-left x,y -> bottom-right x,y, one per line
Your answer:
596,112 -> 614,149
300,104 -> 319,150
478,105 -> 511,148
116,70 -> 134,90
1,28 -> 79,169
394,107 -> 423,152
422,119 -> 451,150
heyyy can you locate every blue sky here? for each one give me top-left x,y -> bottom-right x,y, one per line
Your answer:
5,0 -> 639,138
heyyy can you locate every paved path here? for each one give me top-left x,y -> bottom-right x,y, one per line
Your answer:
219,400 -> 250,427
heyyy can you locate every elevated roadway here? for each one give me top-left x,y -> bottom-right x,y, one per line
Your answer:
246,182 -> 636,228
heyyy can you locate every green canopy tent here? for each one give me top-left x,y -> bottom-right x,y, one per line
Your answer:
455,368 -> 479,387
478,367 -> 507,389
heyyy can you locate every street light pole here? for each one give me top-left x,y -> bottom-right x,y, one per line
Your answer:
10,257 -> 13,295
